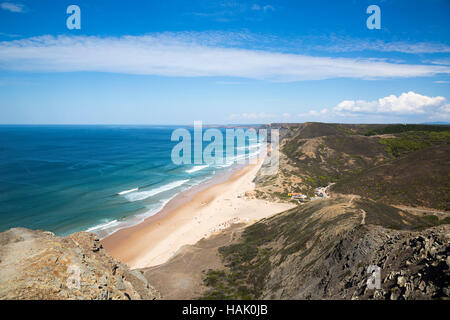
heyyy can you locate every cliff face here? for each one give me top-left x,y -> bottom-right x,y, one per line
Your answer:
0,228 -> 160,300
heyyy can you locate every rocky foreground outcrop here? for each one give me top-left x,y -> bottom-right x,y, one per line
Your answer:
0,228 -> 160,300
318,223 -> 450,300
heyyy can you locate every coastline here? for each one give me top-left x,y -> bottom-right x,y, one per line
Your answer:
102,152 -> 294,269
91,163 -> 247,239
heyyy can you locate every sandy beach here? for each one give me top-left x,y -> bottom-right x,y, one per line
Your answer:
102,153 -> 294,269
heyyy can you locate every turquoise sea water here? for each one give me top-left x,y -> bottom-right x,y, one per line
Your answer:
0,125 -> 262,237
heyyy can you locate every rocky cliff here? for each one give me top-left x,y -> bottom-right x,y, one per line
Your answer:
0,228 -> 160,300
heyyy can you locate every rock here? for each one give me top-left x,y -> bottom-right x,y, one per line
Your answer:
426,283 -> 436,295
373,290 -> 384,300
443,287 -> 450,297
397,276 -> 406,287
404,282 -> 414,299
99,275 -> 108,286
0,228 -> 160,300
115,276 -> 126,291
390,287 -> 401,300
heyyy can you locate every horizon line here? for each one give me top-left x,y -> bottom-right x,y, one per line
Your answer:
0,122 -> 449,126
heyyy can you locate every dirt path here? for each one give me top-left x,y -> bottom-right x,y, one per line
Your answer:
360,209 -> 366,225
350,195 -> 355,204
394,206 -> 449,216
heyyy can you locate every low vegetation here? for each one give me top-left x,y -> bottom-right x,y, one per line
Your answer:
199,123 -> 450,300
257,122 -> 450,210
200,198 -> 445,299
364,124 -> 450,136
378,130 -> 450,158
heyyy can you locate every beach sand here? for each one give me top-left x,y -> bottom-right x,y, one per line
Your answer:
102,154 -> 294,269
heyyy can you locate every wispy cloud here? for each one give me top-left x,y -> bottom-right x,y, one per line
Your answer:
0,32 -> 20,38
310,37 -> 450,54
191,32 -> 450,55
190,2 -> 274,22
427,58 -> 450,66
251,4 -> 275,12
0,2 -> 25,13
229,112 -> 276,120
0,34 -> 449,82
299,108 -> 329,117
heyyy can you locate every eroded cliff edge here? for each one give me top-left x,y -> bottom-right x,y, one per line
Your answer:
0,228 -> 160,300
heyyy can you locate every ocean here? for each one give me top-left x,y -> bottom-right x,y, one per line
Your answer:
0,125 -> 262,237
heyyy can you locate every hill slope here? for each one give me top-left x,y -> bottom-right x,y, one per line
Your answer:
332,144 -> 450,210
256,122 -> 450,210
136,123 -> 450,300
198,197 -> 449,300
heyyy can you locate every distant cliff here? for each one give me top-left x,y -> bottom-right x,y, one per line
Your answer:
0,228 -> 160,300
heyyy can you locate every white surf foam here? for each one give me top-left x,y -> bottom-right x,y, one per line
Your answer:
117,187 -> 139,195
88,193 -> 182,239
86,219 -> 120,233
217,149 -> 262,168
186,165 -> 209,173
123,179 -> 189,202
237,142 -> 263,151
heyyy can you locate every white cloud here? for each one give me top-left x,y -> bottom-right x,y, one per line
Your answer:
439,103 -> 450,113
251,4 -> 274,12
0,32 -> 20,38
0,2 -> 25,13
0,34 -> 449,82
229,94 -> 450,123
312,37 -> 450,54
428,58 -> 450,66
333,92 -> 447,115
434,80 -> 449,84
293,92 -> 450,122
307,108 -> 328,116
428,102 -> 450,120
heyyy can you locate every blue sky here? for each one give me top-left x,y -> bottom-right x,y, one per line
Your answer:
0,0 -> 449,124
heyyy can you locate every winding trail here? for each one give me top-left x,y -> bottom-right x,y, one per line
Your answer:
349,195 -> 355,204
394,206 -> 449,216
360,209 -> 366,225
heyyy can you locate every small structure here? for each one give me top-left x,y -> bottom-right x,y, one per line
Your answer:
314,185 -> 331,198
288,192 -> 307,202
